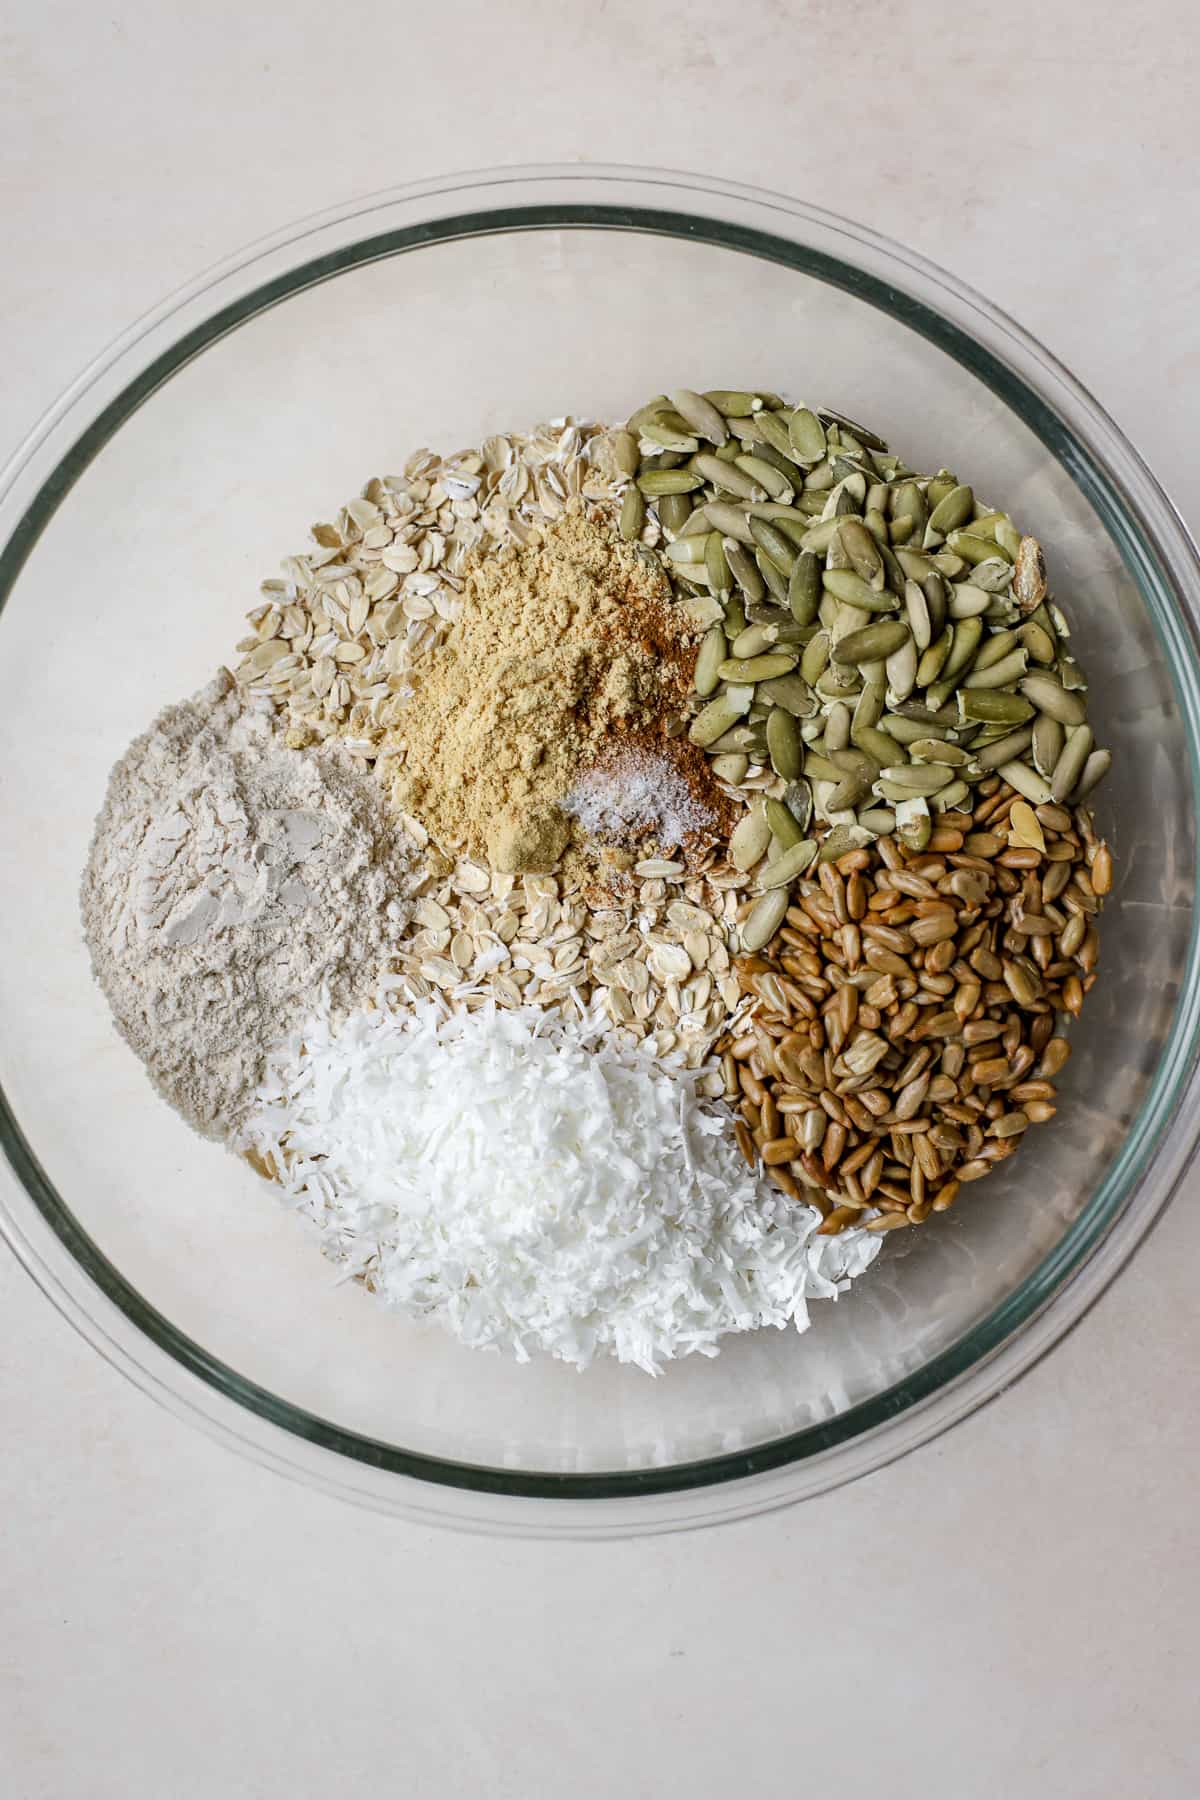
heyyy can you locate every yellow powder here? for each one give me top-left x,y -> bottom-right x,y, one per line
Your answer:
387,509 -> 697,873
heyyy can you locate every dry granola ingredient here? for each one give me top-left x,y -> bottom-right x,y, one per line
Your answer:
386,509 -> 699,875
563,740 -> 726,851
718,780 -> 1108,1231
241,995 -> 880,1372
80,671 -> 419,1138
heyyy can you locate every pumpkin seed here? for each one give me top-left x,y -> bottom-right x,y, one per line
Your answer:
710,752 -> 749,783
693,624 -> 727,697
704,390 -> 764,417
741,888 -> 791,952
766,707 -> 803,779
619,484 -> 645,541
755,549 -> 790,605
642,421 -> 700,454
787,549 -> 822,626
759,839 -> 819,888
729,803 -> 772,870
764,797 -> 806,848
957,690 -> 1035,725
885,635 -> 919,703
665,534 -> 711,565
830,620 -> 909,665
717,652 -> 798,682
688,689 -> 752,746
878,764 -> 954,797
637,469 -> 704,496
705,532 -> 731,596
998,759 -> 1053,805
974,724 -> 1035,769
1020,672 -> 1088,725
961,646 -> 1029,690
927,484 -> 974,534
801,630 -> 831,686
756,672 -> 819,716
787,407 -> 828,464
1031,713 -> 1065,777
736,455 -> 793,501
611,430 -> 640,476
1072,747 -> 1111,800
1050,723 -> 1094,804
753,409 -> 802,463
701,501 -> 755,545
669,389 -> 729,445
749,515 -> 799,576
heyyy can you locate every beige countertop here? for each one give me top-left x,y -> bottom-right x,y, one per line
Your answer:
2,3 -> 1198,1794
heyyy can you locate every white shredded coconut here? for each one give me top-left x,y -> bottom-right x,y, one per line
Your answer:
241,997 -> 880,1372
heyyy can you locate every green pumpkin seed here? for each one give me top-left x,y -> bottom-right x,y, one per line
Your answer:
788,550 -> 822,626
736,455 -> 794,501
879,764 -> 954,797
1018,619 -> 1056,665
931,779 -> 971,813
668,389 -> 729,446
836,518 -> 884,582
1019,672 -> 1088,726
784,774 -> 813,828
637,469 -> 704,497
903,579 -> 932,653
665,534 -> 711,565
662,489 -> 698,529
692,454 -> 760,501
962,647 -> 1029,691
693,625 -> 728,697
857,806 -> 896,835
749,516 -> 798,575
885,636 -> 919,703
688,689 -> 753,746
1058,655 -> 1088,692
1050,724 -> 1094,804
998,759 -> 1053,805
755,548 -> 790,605
786,407 -> 827,464
975,724 -> 1035,769
820,569 -> 881,610
763,796 -> 805,848
729,804 -> 772,871
927,484 -> 974,535
729,623 -> 775,658
717,652 -> 798,682
759,839 -> 819,889
766,707 -> 803,779
909,738 -> 971,766
756,673 -> 819,716
853,724 -> 906,769
704,390 -> 763,418
740,888 -> 791,952
619,485 -> 646,541
710,752 -> 749,783
957,690 -> 1035,725
1072,747 -> 1111,800
705,532 -> 731,597
642,421 -> 700,454
611,430 -> 640,477
625,396 -> 670,435
724,541 -> 765,604
703,501 -> 756,544
1031,713 -> 1065,777
749,409 -> 799,463
797,750 -> 841,783
800,629 -> 831,687
831,620 -> 910,665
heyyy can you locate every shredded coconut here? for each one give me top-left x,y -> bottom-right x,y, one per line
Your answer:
563,746 -> 716,848
80,671 -> 420,1138
241,997 -> 880,1372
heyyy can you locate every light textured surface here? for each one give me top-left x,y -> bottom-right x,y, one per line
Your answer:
2,2 -> 1199,1795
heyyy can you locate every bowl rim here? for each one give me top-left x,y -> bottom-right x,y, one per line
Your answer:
2,162 -> 1199,1531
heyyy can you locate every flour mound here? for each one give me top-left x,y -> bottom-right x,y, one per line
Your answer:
81,670 -> 419,1137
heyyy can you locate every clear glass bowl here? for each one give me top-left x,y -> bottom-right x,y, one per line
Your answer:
2,166 -> 1198,1536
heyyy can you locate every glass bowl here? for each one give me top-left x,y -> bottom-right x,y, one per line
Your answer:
2,166 -> 1198,1537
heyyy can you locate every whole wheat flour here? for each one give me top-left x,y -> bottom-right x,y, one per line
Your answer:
81,670 -> 420,1138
